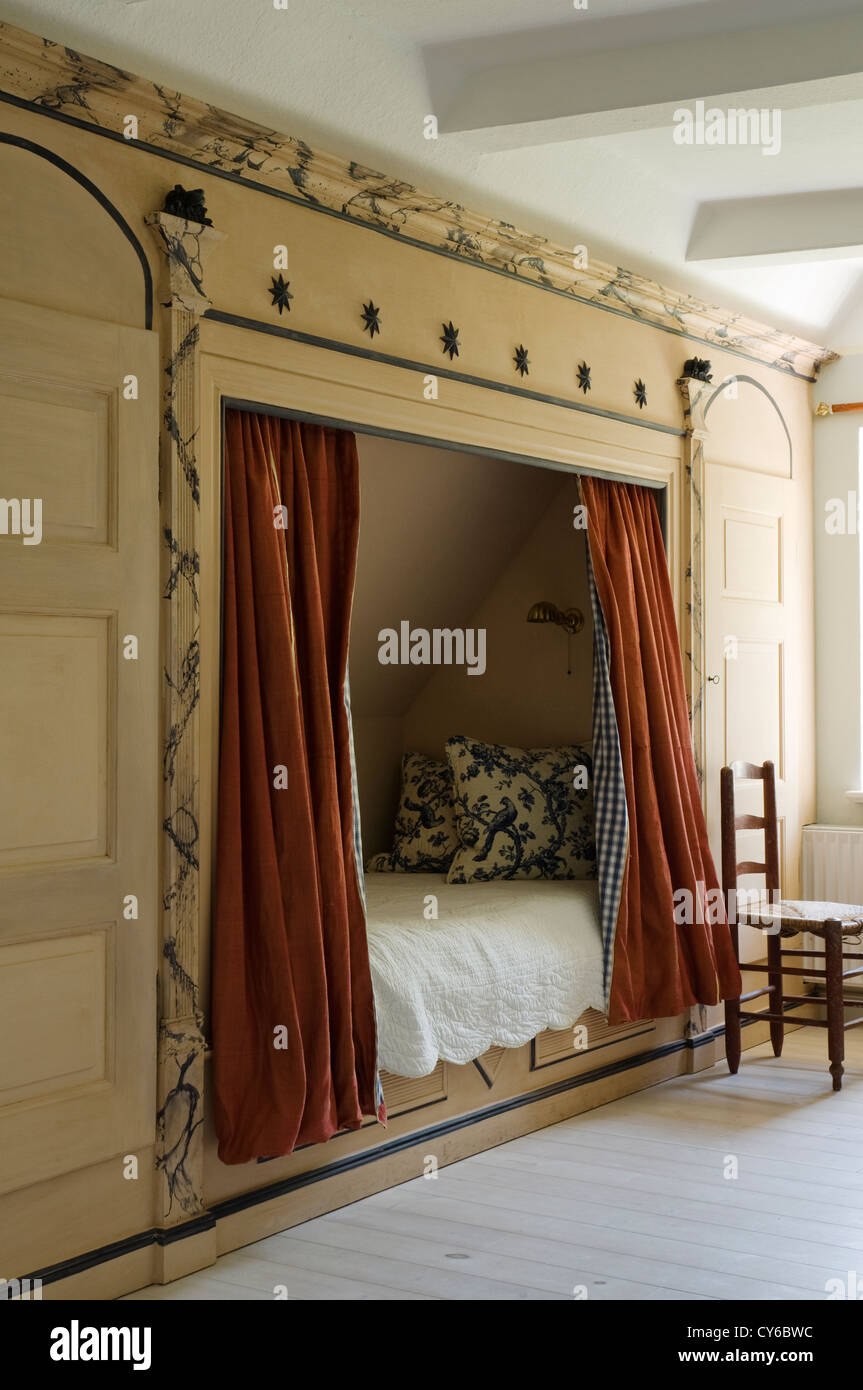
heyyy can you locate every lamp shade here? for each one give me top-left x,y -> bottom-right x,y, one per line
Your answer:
526,601 -> 560,625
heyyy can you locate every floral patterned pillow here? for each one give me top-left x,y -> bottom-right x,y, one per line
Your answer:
366,752 -> 459,873
445,735 -> 596,883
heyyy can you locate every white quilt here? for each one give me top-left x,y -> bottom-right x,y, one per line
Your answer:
364,872 -> 605,1078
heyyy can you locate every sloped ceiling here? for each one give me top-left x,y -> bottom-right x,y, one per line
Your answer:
350,435 -> 564,716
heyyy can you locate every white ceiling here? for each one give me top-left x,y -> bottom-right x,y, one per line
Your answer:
5,0 -> 863,346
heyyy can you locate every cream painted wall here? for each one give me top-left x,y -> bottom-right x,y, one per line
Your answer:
815,354 -> 863,824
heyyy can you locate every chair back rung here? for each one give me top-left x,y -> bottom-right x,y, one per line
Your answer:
734,813 -> 765,830
736,860 -> 768,877
728,760 -> 767,780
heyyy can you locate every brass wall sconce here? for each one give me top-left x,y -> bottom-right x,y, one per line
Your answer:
526,601 -> 585,675
526,601 -> 584,635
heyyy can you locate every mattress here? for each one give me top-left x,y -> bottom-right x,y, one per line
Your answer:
364,871 -> 605,1078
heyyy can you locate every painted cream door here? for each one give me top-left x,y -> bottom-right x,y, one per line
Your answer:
704,462 -> 810,964
0,299 -> 159,1260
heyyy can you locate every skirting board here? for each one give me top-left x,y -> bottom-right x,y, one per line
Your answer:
19,1015 -> 781,1301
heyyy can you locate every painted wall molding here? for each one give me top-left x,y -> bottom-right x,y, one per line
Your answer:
0,20 -> 836,381
678,371 -> 722,1053
146,208 -> 225,1226
678,372 -> 709,798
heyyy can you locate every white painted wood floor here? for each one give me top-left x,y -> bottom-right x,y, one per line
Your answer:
124,1030 -> 863,1301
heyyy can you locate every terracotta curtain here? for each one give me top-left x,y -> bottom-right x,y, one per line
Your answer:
213,409 -> 383,1165
580,476 -> 741,1022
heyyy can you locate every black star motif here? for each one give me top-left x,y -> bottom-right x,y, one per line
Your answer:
634,378 -> 647,409
270,273 -> 293,314
576,361 -> 591,394
361,300 -> 381,338
514,345 -> 530,377
440,320 -> 461,360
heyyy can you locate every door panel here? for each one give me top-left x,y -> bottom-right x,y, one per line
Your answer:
0,299 -> 158,1231
705,466 -> 804,965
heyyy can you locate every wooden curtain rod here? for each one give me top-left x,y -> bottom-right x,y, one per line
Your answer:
815,401 -> 863,415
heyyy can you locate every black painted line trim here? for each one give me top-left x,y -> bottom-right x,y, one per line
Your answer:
0,91 -> 819,384
223,395 -> 667,492
23,1215 -> 217,1290
0,130 -> 153,330
154,1214 -> 216,1247
209,310 -> 685,438
472,1058 -> 495,1089
26,1230 -> 156,1289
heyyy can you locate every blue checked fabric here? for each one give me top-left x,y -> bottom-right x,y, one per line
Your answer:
345,665 -> 385,1117
584,543 -> 629,1011
344,665 -> 365,909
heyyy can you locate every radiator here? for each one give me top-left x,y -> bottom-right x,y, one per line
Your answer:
802,825 -> 863,905
801,826 -> 863,992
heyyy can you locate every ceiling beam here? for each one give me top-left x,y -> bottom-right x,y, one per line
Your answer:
424,10 -> 863,150
687,189 -> 863,265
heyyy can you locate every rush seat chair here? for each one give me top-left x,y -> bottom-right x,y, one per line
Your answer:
721,759 -> 863,1090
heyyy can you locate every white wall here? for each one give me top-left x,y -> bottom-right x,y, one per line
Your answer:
815,353 -> 863,824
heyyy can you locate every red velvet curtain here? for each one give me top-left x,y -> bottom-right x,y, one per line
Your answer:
580,476 -> 741,1022
213,408 -> 383,1165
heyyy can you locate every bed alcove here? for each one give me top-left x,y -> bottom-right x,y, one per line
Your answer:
202,395 -> 694,1224
173,270 -> 746,1256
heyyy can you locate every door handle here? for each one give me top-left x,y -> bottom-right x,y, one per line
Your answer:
707,674 -> 720,684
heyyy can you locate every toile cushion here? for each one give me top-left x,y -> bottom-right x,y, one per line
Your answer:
366,751 -> 459,873
445,735 -> 596,883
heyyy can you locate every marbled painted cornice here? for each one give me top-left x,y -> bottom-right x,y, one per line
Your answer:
0,20 -> 838,379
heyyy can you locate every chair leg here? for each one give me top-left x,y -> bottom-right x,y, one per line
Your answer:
767,928 -> 784,1057
725,995 -> 741,1074
825,923 -> 844,1092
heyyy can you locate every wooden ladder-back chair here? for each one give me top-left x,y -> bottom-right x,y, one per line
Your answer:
721,759 -> 863,1090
